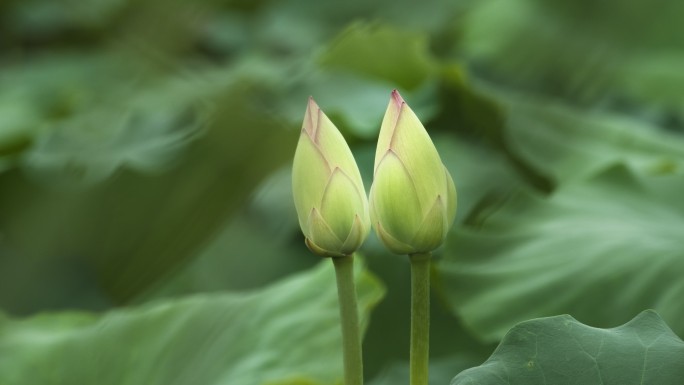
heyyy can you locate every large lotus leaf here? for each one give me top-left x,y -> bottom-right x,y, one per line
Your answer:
319,22 -> 436,90
0,84 -> 294,309
616,53 -> 684,114
142,201 -> 316,300
5,0 -> 126,33
459,0 -> 684,115
437,166 -> 684,342
446,80 -> 684,188
452,310 -> 684,385
9,52 -> 242,186
433,134 -> 521,224
0,103 -> 36,160
0,54 -> 131,166
0,259 -> 385,385
277,71 -> 395,139
489,88 -> 684,185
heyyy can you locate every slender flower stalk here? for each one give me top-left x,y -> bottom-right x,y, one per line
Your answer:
369,90 -> 457,385
409,253 -> 431,385
333,255 -> 364,385
292,97 -> 369,385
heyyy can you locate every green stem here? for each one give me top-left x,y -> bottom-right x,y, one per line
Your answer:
409,252 -> 431,385
332,255 -> 364,385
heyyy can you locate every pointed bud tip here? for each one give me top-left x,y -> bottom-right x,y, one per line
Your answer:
306,96 -> 320,113
303,97 -> 321,137
391,89 -> 405,109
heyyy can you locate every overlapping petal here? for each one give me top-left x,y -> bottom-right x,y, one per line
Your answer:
370,151 -> 422,244
306,99 -> 364,185
320,168 -> 366,241
340,215 -> 366,255
306,208 -> 344,257
375,221 -> 415,255
410,196 -> 447,252
292,132 -> 331,234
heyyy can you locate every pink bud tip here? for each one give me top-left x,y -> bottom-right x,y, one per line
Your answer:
391,89 -> 405,109
304,97 -> 321,138
307,96 -> 319,111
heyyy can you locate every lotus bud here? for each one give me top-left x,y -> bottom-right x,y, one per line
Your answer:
369,90 -> 457,255
292,97 -> 371,257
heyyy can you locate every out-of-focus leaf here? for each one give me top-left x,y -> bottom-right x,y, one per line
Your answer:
437,166 -> 684,342
277,71 -> 392,139
0,259 -> 386,385
254,6 -> 329,56
431,75 -> 556,193
141,205 -> 314,299
2,0 -> 126,36
0,51 -> 211,179
277,70 -> 443,151
451,310 -> 684,385
0,85 -> 295,309
617,53 -> 684,116
22,78 -> 209,186
320,23 -> 436,90
447,80 -> 684,188
0,105 -> 35,158
0,52 -> 246,186
0,53 -> 134,165
496,89 -> 684,185
263,0 -> 465,38
459,0 -> 684,120
434,134 -> 520,224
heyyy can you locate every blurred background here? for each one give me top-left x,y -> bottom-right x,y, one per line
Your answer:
1,0 -> 684,383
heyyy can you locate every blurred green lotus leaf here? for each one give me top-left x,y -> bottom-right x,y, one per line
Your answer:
0,259 -> 386,385
320,22 -> 436,90
438,166 -> 684,342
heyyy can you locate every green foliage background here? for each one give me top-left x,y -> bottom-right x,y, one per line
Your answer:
1,0 -> 683,383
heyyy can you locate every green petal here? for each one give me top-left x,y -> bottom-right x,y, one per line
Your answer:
369,151 -> 422,245
340,215 -> 367,255
392,105 -> 446,210
444,165 -> 458,228
375,220 -> 416,255
307,208 -> 343,256
320,168 -> 366,241
308,99 -> 365,189
411,196 -> 447,253
375,90 -> 403,170
376,91 -> 446,212
305,238 -> 345,258
292,132 -> 331,233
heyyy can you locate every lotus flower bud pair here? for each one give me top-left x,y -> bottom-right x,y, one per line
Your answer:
292,91 -> 457,257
